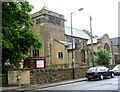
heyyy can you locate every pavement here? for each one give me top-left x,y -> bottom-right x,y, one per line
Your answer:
1,77 -> 87,91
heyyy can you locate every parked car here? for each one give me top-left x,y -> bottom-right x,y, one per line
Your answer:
85,66 -> 114,81
112,64 -> 120,75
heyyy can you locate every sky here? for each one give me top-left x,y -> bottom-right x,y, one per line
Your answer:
28,0 -> 119,38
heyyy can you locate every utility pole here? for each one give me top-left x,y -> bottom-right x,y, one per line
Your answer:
70,12 -> 74,79
90,16 -> 94,67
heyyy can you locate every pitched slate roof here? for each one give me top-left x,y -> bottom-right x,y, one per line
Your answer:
111,37 -> 120,46
87,37 -> 98,45
65,26 -> 90,39
53,39 -> 75,50
87,34 -> 110,45
59,41 -> 75,50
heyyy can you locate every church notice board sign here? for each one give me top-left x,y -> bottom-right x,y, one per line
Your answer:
36,59 -> 45,68
28,57 -> 46,69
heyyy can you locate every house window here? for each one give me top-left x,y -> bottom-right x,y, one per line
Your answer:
57,52 -> 63,59
75,44 -> 80,50
104,43 -> 110,52
32,49 -> 39,57
81,49 -> 85,62
66,36 -> 72,42
82,42 -> 85,47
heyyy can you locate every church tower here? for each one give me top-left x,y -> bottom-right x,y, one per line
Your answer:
30,6 -> 66,64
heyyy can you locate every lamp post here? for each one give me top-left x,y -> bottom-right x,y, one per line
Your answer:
71,8 -> 84,79
89,16 -> 94,67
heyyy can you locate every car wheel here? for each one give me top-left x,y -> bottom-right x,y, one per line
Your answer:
99,75 -> 104,80
88,78 -> 91,81
111,73 -> 114,78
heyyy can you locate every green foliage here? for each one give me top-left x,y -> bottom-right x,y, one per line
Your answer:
96,48 -> 110,66
2,1 -> 42,67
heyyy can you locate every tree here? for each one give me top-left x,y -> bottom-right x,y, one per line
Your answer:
2,1 -> 42,67
95,48 -> 110,66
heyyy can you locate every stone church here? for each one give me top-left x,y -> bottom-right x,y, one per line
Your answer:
87,34 -> 115,65
29,6 -> 114,67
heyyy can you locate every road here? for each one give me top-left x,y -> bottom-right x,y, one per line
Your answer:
1,76 -> 120,92
38,76 -> 120,91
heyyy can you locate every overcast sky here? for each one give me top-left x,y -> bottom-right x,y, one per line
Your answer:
28,0 -> 119,38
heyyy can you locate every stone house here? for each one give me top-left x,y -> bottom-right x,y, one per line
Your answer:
111,37 -> 120,60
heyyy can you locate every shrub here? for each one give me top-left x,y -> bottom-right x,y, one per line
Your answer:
96,48 -> 110,66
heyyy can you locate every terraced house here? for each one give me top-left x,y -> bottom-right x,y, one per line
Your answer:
111,37 -> 120,61
29,6 -> 114,67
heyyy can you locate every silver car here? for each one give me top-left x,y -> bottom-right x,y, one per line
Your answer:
112,64 -> 120,75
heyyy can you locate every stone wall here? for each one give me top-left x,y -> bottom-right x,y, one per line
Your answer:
30,67 -> 88,84
8,68 -> 30,86
6,67 -> 89,86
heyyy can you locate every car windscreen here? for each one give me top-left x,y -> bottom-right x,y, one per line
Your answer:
113,65 -> 118,70
87,67 -> 98,73
112,65 -> 120,71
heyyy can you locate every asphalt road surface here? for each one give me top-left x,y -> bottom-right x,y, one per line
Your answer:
1,76 -> 120,92
38,76 -> 120,91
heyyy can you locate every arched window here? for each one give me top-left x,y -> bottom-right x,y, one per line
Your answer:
32,49 -> 39,57
81,49 -> 85,62
104,43 -> 110,52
